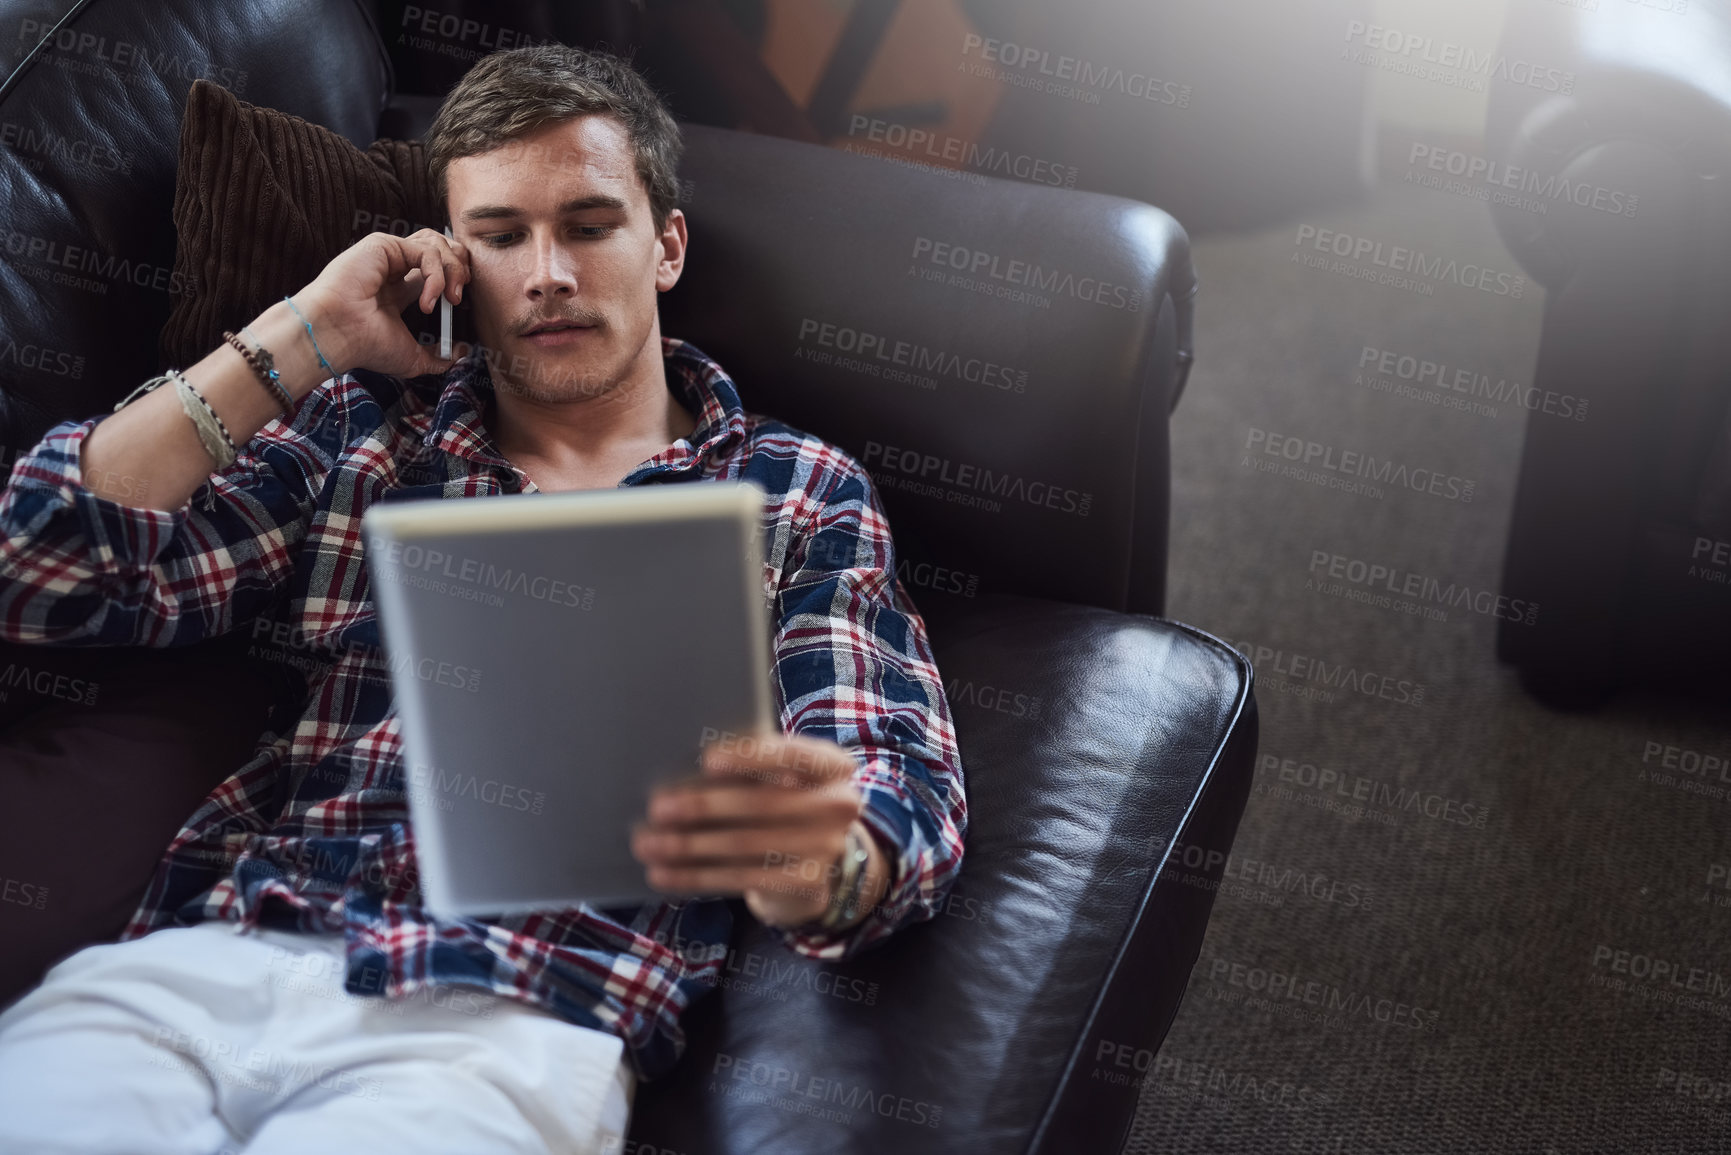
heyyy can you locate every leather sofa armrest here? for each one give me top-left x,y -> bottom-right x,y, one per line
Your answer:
1486,4 -> 1731,690
626,594 -> 1257,1155
1485,0 -> 1731,289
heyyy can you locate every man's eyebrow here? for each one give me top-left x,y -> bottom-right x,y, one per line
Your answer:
460,195 -> 629,222
558,194 -> 628,214
461,204 -> 521,222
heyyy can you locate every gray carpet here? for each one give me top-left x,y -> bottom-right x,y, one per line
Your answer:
1123,174 -> 1731,1153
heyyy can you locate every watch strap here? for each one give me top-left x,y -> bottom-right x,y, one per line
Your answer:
815,823 -> 872,932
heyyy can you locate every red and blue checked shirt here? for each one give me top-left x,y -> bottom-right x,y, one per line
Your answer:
0,337 -> 966,1080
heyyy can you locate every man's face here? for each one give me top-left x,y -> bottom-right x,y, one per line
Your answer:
445,114 -> 685,403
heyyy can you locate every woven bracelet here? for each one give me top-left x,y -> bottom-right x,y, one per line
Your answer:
171,370 -> 237,470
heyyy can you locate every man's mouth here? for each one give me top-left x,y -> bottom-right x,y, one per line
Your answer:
521,319 -> 592,336
519,318 -> 598,347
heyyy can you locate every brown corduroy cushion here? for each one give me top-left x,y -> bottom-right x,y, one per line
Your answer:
159,79 -> 445,370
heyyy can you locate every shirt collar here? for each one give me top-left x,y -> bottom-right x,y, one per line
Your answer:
418,336 -> 748,477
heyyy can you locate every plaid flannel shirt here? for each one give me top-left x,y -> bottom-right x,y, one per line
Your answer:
0,337 -> 966,1080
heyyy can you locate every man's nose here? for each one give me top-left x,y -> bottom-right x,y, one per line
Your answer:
526,238 -> 577,299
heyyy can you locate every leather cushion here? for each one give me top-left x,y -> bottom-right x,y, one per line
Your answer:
0,632 -> 284,1008
662,124 -> 1194,616
626,593 -> 1257,1154
0,0 -> 390,453
159,78 -> 443,369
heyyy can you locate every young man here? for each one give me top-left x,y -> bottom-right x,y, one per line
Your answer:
0,45 -> 965,1154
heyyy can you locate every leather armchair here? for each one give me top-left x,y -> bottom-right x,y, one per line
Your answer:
0,3 -> 1259,1152
1487,0 -> 1731,704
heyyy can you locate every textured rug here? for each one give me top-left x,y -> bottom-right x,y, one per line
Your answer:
1123,173 -> 1731,1154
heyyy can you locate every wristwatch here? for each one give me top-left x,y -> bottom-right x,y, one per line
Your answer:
814,823 -> 872,932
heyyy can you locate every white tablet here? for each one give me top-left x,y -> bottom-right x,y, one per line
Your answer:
362,481 -> 776,917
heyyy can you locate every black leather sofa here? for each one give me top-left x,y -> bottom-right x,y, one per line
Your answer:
0,2 -> 1259,1152
1488,0 -> 1731,705
370,0 -> 1376,236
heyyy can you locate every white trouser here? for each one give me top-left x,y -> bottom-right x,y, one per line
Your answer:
0,922 -> 634,1154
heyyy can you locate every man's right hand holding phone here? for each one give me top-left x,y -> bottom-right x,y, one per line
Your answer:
78,229 -> 472,513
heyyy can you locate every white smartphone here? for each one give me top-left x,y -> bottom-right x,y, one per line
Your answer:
441,226 -> 454,359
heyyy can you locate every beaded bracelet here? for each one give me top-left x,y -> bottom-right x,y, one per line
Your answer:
225,328 -> 295,420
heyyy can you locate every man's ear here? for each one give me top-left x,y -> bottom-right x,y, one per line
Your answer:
656,208 -> 689,293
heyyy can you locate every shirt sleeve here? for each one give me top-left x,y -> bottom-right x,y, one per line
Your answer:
769,451 -> 968,960
0,380 -> 358,647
